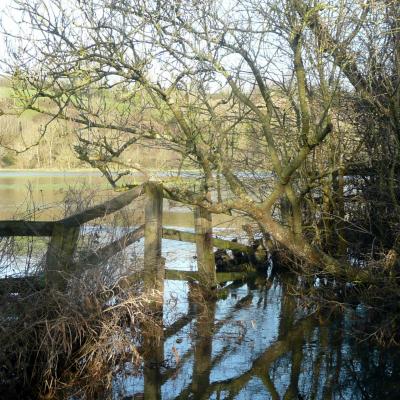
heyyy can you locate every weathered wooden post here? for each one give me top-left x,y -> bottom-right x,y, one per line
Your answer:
45,223 -> 80,288
143,182 -> 164,399
143,182 -> 164,293
194,206 -> 217,287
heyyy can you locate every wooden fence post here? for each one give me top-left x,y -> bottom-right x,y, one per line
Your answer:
194,206 -> 216,287
143,182 -> 164,399
45,223 -> 80,288
143,182 -> 164,293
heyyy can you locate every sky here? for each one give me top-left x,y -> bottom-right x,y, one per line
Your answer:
0,0 -> 15,74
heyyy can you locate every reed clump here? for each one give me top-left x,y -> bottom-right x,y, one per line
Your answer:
0,259 -> 163,399
0,188 -> 161,399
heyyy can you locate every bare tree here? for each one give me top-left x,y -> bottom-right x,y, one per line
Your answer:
2,0 -> 385,273
294,0 -> 400,251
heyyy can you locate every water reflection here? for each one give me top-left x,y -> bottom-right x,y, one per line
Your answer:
2,173 -> 400,398
114,274 -> 400,400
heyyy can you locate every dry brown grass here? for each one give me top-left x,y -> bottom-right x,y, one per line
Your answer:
0,275 -> 162,399
0,187 -> 161,399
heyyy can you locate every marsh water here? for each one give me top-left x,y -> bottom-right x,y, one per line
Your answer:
126,277 -> 400,400
1,171 -> 400,400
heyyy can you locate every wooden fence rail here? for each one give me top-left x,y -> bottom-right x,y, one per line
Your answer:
0,181 -> 255,290
0,220 -> 54,236
60,184 -> 145,227
162,228 -> 253,254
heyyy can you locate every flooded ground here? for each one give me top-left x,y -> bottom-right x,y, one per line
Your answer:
0,170 -> 243,228
110,272 -> 400,400
1,171 -> 400,399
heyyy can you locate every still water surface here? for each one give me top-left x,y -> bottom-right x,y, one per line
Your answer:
1,171 -> 400,399
114,276 -> 400,400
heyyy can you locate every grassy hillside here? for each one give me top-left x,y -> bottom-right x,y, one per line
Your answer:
0,79 -> 180,170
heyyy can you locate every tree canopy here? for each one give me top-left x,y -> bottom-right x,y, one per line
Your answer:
2,0 -> 400,272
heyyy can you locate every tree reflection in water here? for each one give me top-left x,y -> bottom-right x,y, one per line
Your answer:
114,274 -> 400,399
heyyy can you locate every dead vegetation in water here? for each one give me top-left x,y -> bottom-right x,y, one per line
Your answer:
0,186 -> 161,399
0,279 -> 162,399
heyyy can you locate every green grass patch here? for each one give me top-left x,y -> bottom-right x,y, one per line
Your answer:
4,235 -> 49,256
0,86 -> 13,98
